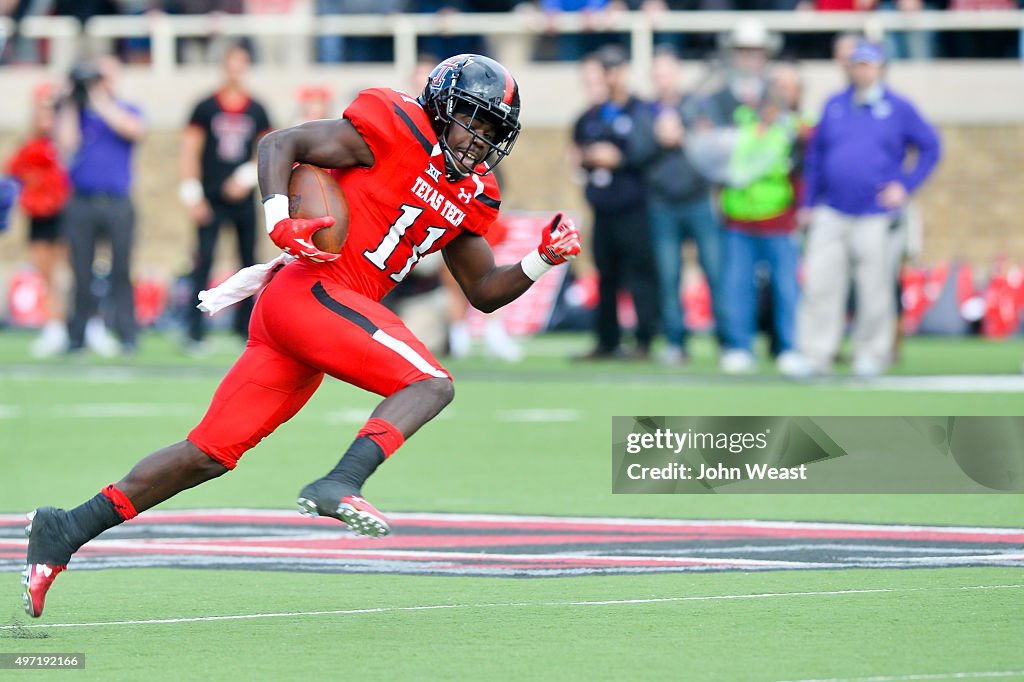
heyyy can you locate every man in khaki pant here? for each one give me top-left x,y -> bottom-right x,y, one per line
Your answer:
794,41 -> 940,378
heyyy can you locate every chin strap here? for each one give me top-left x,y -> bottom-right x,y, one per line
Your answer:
442,149 -> 470,183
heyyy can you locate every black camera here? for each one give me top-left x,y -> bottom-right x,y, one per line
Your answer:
68,64 -> 102,108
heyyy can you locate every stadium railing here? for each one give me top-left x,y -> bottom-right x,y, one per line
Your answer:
1,10 -> 1022,77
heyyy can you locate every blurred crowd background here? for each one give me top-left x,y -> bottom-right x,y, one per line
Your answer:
1,0 -> 1021,62
0,3 -> 1022,375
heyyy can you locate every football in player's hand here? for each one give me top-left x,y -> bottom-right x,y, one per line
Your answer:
288,164 -> 349,253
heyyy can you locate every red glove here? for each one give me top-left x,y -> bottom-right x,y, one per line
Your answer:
537,213 -> 581,265
268,216 -> 340,263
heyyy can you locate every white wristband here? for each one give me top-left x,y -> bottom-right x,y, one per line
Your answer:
263,194 -> 290,234
178,178 -> 203,207
230,161 -> 258,190
520,250 -> 554,282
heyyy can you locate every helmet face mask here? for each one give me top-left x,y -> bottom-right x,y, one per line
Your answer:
419,54 -> 521,181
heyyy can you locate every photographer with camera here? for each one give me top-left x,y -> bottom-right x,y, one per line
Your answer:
56,55 -> 145,357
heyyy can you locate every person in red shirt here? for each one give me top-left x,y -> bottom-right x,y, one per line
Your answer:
5,83 -> 72,357
22,54 -> 581,618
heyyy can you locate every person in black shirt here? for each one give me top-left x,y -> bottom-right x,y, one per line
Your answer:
179,44 -> 271,352
572,45 -> 658,360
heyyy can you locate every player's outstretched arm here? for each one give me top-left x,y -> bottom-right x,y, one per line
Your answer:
257,119 -> 374,261
444,213 -> 580,313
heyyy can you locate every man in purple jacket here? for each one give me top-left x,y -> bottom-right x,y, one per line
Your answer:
794,41 -> 940,378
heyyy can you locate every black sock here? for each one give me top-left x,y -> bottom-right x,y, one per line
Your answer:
322,436 -> 386,493
64,494 -> 125,552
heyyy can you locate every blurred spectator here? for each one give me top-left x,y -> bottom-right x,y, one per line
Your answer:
701,19 -> 779,126
536,0 -> 629,61
50,0 -> 119,23
117,0 -> 164,64
4,0 -> 55,64
771,59 -> 805,112
881,0 -> 937,60
164,0 -> 247,64
412,0 -> 486,60
56,55 -> 145,356
384,251 -> 451,357
443,217 -> 524,362
638,0 -> 718,59
572,45 -> 658,360
0,178 -> 15,232
633,45 -> 723,365
682,21 -> 782,354
717,63 -> 808,375
180,43 -> 270,354
795,41 -> 941,377
580,51 -> 611,104
810,0 -> 878,11
803,0 -> 878,59
294,84 -> 335,123
313,0 -> 343,62
245,0 -> 299,65
832,31 -> 863,81
316,0 -> 405,62
6,0 -> 119,63
944,0 -> 1019,58
5,82 -> 73,357
464,0 -> 524,57
313,0 -> 345,62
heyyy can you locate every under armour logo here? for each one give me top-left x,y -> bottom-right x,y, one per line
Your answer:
458,188 -> 472,203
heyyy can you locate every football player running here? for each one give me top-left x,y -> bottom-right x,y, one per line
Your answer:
22,54 -> 580,618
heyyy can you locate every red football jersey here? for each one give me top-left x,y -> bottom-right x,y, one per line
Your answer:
296,88 -> 502,302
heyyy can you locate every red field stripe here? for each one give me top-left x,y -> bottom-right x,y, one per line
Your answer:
2,511 -> 1022,544
736,527 -> 1024,544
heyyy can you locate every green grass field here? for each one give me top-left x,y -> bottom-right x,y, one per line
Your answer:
1,330 -> 1022,681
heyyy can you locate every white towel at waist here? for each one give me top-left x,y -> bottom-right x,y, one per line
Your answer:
196,253 -> 295,315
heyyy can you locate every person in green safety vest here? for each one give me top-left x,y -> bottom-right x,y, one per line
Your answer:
717,63 -> 811,377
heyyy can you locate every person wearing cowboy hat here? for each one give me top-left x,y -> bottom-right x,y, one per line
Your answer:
700,19 -> 782,128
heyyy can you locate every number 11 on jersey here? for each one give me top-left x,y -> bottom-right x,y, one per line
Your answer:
363,204 -> 448,283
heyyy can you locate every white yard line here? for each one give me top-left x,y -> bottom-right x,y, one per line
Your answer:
845,375 -> 1024,393
0,403 -> 195,419
778,670 -> 1024,682
494,408 -> 582,422
1,584 -> 1020,631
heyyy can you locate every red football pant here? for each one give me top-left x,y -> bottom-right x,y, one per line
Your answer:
188,264 -> 450,469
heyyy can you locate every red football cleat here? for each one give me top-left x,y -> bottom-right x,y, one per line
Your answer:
337,495 -> 391,538
22,562 -> 65,618
23,507 -> 76,618
297,481 -> 391,538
